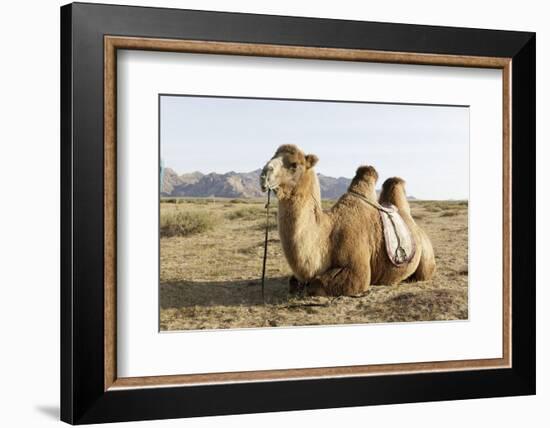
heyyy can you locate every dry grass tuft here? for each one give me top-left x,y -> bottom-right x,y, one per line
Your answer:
226,207 -> 264,220
253,222 -> 278,231
160,209 -> 218,237
424,206 -> 441,213
440,210 -> 460,217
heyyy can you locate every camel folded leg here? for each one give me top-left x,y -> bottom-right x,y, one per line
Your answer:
288,275 -> 306,295
307,263 -> 371,297
411,230 -> 436,281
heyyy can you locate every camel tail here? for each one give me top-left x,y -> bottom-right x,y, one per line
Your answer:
379,177 -> 411,217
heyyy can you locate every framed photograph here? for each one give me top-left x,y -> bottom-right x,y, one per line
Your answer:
61,2 -> 535,424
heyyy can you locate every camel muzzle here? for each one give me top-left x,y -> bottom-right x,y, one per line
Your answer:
259,166 -> 276,192
260,174 -> 268,192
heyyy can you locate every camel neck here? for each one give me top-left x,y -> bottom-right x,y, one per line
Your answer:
278,192 -> 322,226
279,169 -> 322,223
276,170 -> 329,281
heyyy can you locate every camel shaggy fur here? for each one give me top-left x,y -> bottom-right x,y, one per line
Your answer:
260,144 -> 436,296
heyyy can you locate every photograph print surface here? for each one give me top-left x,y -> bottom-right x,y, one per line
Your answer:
159,95 -> 469,331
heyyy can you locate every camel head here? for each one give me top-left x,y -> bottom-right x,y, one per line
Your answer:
260,144 -> 319,199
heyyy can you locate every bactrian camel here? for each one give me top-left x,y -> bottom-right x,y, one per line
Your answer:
259,144 -> 436,296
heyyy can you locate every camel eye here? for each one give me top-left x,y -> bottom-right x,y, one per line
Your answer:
290,162 -> 298,170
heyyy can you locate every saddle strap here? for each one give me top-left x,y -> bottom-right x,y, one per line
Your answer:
347,190 -> 396,213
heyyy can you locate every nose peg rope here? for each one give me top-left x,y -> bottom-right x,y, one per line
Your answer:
260,189 -> 271,304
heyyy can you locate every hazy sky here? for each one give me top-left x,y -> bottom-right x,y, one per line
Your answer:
160,95 -> 469,200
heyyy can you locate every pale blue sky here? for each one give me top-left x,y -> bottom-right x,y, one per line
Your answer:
160,95 -> 469,200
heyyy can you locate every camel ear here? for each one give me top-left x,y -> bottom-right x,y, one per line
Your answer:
305,154 -> 319,169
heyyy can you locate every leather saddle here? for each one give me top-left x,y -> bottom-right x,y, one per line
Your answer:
348,191 -> 416,266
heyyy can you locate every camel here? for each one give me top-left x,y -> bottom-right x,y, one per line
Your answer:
259,144 -> 436,296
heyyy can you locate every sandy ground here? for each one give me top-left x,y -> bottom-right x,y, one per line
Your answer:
160,198 -> 468,331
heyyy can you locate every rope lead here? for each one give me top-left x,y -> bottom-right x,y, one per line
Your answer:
260,190 -> 271,304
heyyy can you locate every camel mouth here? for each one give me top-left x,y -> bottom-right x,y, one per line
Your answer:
260,182 -> 278,193
260,176 -> 268,192
260,173 -> 278,193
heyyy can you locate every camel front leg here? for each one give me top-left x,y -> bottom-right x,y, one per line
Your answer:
307,263 -> 371,297
288,275 -> 306,295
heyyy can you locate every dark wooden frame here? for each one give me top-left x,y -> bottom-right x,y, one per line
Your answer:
105,37 -> 514,388
61,2 -> 536,424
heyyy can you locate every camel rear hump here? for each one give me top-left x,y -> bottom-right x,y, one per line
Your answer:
379,177 -> 412,217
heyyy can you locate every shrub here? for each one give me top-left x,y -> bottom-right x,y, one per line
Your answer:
226,207 -> 264,220
253,221 -> 278,232
423,204 -> 442,212
160,210 -> 218,237
440,210 -> 460,217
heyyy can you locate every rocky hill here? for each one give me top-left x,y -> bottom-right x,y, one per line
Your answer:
161,167 -> 414,200
162,168 -> 266,198
317,174 -> 352,199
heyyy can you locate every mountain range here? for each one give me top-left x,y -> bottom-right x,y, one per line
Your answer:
161,168 -> 414,200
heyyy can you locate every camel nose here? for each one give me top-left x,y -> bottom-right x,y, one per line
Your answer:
261,165 -> 273,180
260,165 -> 272,190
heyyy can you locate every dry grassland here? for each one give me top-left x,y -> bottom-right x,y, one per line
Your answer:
160,198 -> 468,330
